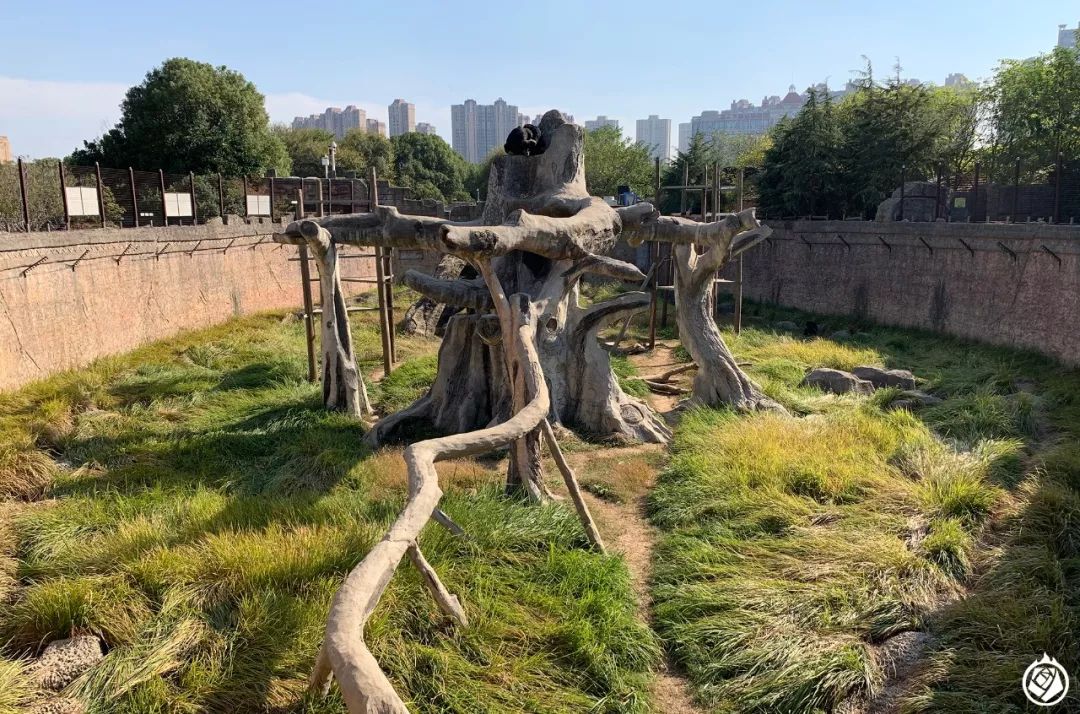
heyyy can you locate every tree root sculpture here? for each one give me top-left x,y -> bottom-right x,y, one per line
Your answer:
274,225 -> 372,418
618,206 -> 783,412
273,110 -> 790,711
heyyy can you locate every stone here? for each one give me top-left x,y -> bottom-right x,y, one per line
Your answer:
774,320 -> 799,332
32,636 -> 105,691
852,366 -> 917,390
875,181 -> 948,222
830,329 -> 851,340
885,390 -> 944,411
801,368 -> 874,395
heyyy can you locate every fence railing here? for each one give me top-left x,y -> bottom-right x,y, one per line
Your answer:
0,161 -> 461,233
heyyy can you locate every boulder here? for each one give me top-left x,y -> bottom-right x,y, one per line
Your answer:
852,366 -> 917,390
885,390 -> 944,411
802,368 -> 874,395
875,181 -> 948,222
31,636 -> 105,691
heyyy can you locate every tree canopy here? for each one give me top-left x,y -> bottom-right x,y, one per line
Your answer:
273,126 -> 336,178
70,58 -> 288,176
583,126 -> 654,198
339,130 -> 395,182
389,133 -> 469,201
984,45 -> 1080,181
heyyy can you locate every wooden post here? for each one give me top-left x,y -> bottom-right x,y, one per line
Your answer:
738,167 -> 745,211
713,161 -> 720,218
349,178 -> 356,213
17,158 -> 30,231
243,176 -> 249,217
370,167 -> 393,377
94,162 -> 105,228
269,176 -> 275,219
1054,152 -> 1063,224
1012,158 -> 1020,223
327,177 -> 333,215
384,247 -> 396,363
58,161 -> 70,230
680,162 -> 688,216
899,165 -> 906,221
734,255 -> 744,335
659,242 -> 670,330
317,178 -> 325,217
128,167 -> 139,228
647,156 -> 660,350
971,162 -> 980,223
159,169 -> 168,226
218,173 -> 225,218
297,189 -> 317,383
189,171 -> 197,225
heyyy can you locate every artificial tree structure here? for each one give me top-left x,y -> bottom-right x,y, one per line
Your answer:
275,110 -> 773,712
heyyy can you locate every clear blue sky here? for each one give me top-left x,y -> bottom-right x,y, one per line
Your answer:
1,0 -> 1076,159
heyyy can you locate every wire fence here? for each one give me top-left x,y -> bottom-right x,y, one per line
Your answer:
0,161 -> 454,233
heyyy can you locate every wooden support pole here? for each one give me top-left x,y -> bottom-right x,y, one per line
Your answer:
540,419 -> 606,554
128,167 -> 139,228
95,162 -> 106,228
159,169 -> 168,226
297,188 -> 317,384
734,255 -> 744,335
370,167 -> 394,378
58,161 -> 70,230
218,173 -> 225,218
648,156 -> 660,350
17,158 -> 29,231
384,247 -> 396,364
317,178 -> 325,218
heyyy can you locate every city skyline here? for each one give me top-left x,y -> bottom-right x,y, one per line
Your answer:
1,3 -> 1076,159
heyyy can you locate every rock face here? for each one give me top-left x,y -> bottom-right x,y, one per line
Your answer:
31,636 -> 104,691
801,368 -> 874,395
852,366 -> 917,390
875,181 -> 948,222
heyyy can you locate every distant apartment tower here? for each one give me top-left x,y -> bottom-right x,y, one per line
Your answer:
677,122 -> 691,154
1058,22 -> 1079,48
416,122 -> 437,135
366,119 -> 387,137
291,105 -> 365,139
584,116 -> 619,132
451,98 -> 524,163
635,115 -> 671,162
388,99 -> 415,136
0,136 -> 11,164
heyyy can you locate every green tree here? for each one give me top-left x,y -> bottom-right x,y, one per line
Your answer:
758,89 -> 845,218
463,148 -> 503,201
70,58 -> 289,176
984,45 -> 1080,181
337,130 -> 395,182
583,125 -> 654,198
659,133 -> 712,214
389,133 -> 469,201
274,126 -> 336,178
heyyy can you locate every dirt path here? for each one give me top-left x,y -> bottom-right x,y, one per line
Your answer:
559,444 -> 704,714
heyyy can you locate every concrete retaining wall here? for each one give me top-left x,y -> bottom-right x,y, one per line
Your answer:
724,220 -> 1080,365
0,218 -> 376,391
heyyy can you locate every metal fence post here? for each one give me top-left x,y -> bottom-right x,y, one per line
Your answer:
899,165 -> 906,221
17,158 -> 30,231
1012,158 -> 1020,223
189,171 -> 197,225
58,161 -> 70,230
971,162 -> 980,223
1054,152 -> 1063,224
94,162 -> 105,228
128,167 -> 139,227
934,164 -> 942,220
159,169 -> 168,226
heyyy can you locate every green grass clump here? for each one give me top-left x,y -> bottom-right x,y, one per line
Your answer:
610,355 -> 650,398
0,659 -> 32,714
0,306 -> 654,712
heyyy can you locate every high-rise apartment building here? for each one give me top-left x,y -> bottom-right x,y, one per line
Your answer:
291,106 -> 366,139
584,116 -> 619,132
416,122 -> 437,135
635,115 -> 671,162
677,123 -> 691,154
366,119 -> 387,137
530,111 -> 575,125
451,98 -> 524,163
388,99 -> 415,136
0,136 -> 11,164
1058,22 -> 1079,48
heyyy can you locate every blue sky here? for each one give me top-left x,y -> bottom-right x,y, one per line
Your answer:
1,0 -> 1076,159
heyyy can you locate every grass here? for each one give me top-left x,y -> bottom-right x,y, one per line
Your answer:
645,300 -> 1080,713
0,300 -> 657,713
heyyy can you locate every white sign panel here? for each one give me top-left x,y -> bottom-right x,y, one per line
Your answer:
65,187 -> 100,217
246,195 -> 271,216
164,192 -> 193,217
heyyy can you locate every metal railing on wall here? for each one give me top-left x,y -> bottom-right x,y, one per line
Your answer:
0,160 -> 459,233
